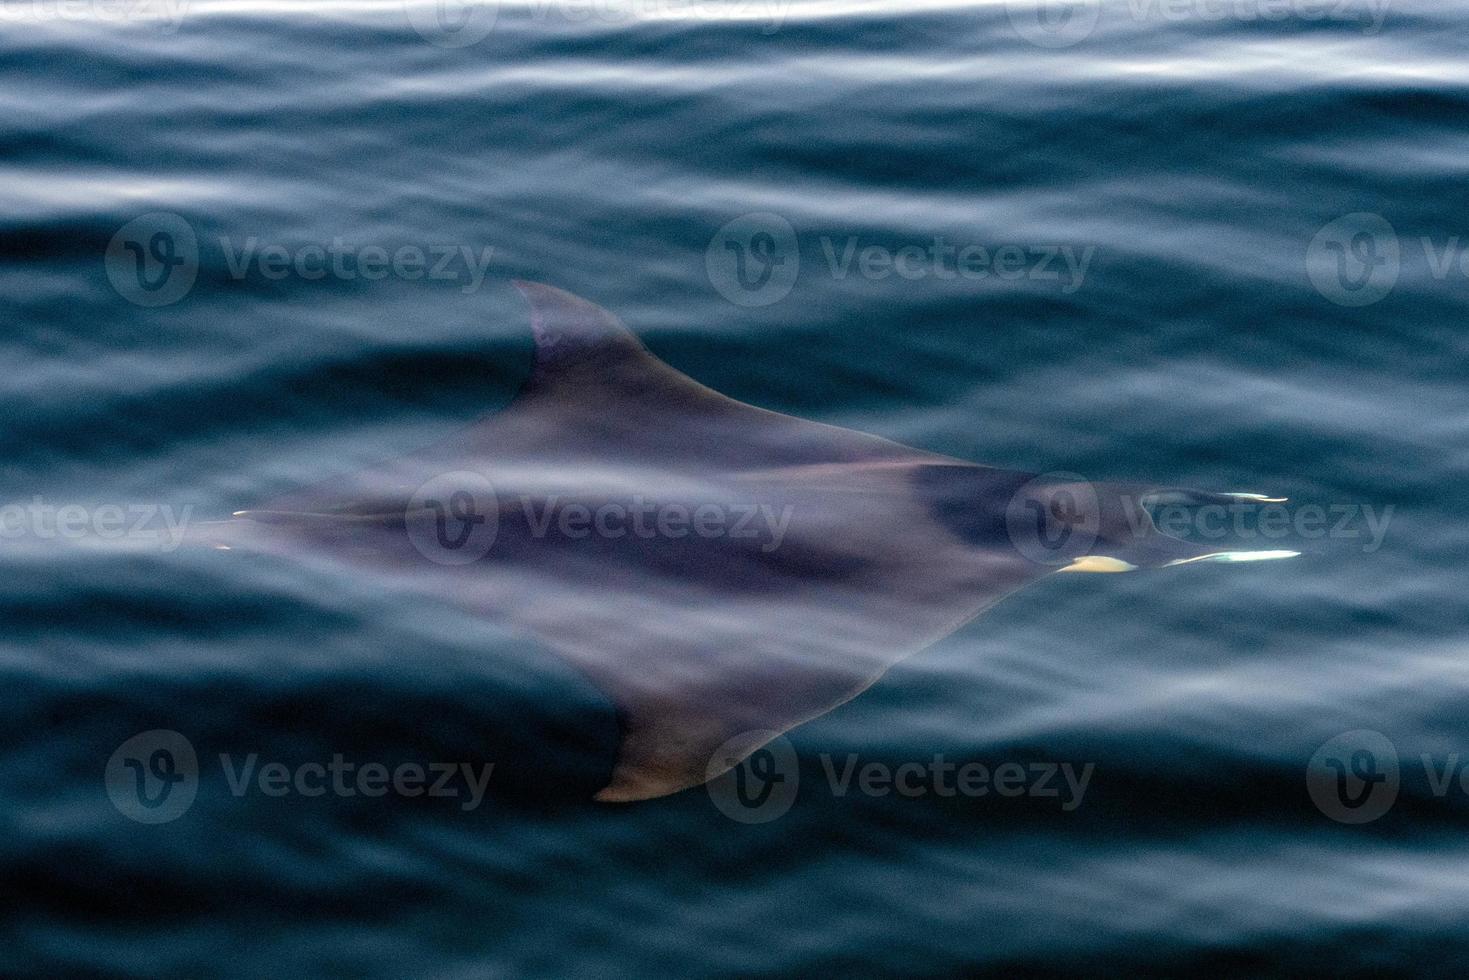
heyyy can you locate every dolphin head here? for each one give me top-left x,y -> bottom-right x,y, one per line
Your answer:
1011,480 -> 1299,573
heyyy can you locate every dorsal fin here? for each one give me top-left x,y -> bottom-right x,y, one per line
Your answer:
503,281 -> 953,470
509,279 -> 751,429
513,280 -> 659,389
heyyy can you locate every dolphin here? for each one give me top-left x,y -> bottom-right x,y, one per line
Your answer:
203,282 -> 1293,802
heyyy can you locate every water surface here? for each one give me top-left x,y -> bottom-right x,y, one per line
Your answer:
2,1 -> 1467,975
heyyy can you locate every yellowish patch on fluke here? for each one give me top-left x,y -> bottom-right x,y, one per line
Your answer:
1058,555 -> 1137,573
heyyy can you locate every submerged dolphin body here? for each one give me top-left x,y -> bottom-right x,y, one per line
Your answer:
210,283 -> 1290,802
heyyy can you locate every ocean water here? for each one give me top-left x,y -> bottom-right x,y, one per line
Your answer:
3,1 -> 1467,975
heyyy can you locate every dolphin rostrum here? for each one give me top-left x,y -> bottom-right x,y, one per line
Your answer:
207,282 -> 1294,802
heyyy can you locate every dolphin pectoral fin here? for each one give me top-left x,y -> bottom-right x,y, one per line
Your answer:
591,702 -> 722,803
584,685 -> 793,803
547,644 -> 883,804
590,699 -> 808,804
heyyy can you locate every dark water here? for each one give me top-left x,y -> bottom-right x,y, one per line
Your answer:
3,1 -> 1467,975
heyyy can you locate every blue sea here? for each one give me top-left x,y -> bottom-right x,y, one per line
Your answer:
3,1 -> 1467,976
